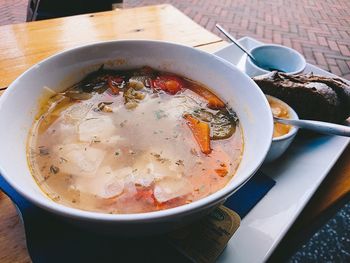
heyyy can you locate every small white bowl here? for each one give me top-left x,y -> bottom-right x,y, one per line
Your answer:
245,44 -> 306,77
265,95 -> 299,163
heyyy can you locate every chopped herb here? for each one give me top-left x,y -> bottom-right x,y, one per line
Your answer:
120,120 -> 127,127
59,157 -> 68,163
154,109 -> 168,120
96,102 -> 113,112
50,165 -> 60,174
175,160 -> 184,166
190,148 -> 198,155
52,195 -> 61,201
39,146 -> 49,156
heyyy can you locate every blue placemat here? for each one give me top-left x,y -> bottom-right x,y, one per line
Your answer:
0,171 -> 275,263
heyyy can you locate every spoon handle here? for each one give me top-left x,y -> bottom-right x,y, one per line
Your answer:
216,24 -> 256,62
274,117 -> 350,137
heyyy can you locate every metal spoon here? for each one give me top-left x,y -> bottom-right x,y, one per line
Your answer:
274,117 -> 350,137
215,24 -> 284,72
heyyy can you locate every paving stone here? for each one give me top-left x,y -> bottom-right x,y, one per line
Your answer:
0,0 -> 349,80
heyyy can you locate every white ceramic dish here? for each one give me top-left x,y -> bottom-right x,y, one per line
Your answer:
0,40 -> 273,235
245,44 -> 306,77
265,95 -> 299,163
214,37 -> 350,263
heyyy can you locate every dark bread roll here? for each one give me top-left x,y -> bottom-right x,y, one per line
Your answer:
253,72 -> 350,123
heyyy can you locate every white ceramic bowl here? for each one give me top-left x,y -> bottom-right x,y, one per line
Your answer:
245,44 -> 306,77
0,40 -> 273,235
265,95 -> 299,163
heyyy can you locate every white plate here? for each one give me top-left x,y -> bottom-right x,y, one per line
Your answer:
214,37 -> 350,263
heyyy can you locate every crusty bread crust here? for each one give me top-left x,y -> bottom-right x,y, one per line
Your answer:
254,72 -> 350,123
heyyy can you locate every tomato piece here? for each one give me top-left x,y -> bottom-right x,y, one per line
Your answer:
107,76 -> 123,95
135,188 -> 154,200
152,75 -> 183,95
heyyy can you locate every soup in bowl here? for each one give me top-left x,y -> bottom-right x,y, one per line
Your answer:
0,40 -> 273,234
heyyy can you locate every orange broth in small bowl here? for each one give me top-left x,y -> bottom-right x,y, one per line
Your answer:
267,96 -> 291,138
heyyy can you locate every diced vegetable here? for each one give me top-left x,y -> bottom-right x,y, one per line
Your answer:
107,76 -> 123,95
215,168 -> 228,177
192,108 -> 238,140
184,114 -> 212,154
123,87 -> 146,109
152,75 -> 184,95
210,109 -> 238,140
187,82 -> 225,109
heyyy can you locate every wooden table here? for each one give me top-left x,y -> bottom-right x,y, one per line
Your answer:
0,4 -> 349,262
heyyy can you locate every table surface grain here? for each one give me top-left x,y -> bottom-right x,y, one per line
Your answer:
0,4 -> 348,262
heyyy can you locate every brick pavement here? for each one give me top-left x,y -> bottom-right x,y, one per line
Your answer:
1,0 -> 349,79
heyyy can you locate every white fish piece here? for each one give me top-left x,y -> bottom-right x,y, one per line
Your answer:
113,166 -> 134,182
106,135 -> 125,144
130,151 -> 183,187
74,166 -> 125,198
78,116 -> 116,143
53,143 -> 105,177
131,162 -> 163,187
154,177 -> 191,203
48,121 -> 78,144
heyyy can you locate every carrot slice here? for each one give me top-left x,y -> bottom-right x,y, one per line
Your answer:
184,114 -> 212,154
188,83 -> 225,109
214,168 -> 228,177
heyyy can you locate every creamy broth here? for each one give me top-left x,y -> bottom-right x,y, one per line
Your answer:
28,66 -> 243,214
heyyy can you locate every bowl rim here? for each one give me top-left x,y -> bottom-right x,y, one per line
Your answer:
266,95 -> 299,142
0,39 -> 273,223
247,44 -> 306,75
